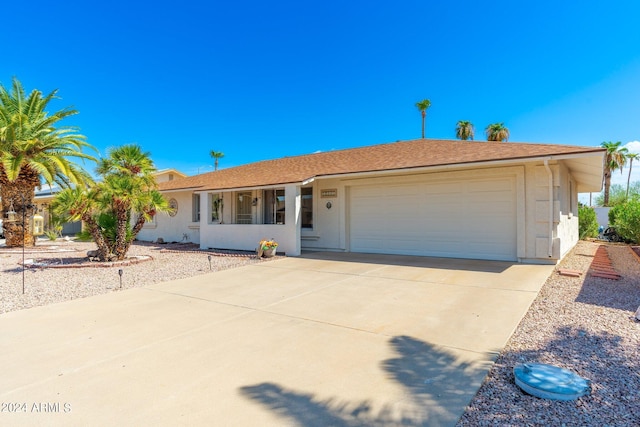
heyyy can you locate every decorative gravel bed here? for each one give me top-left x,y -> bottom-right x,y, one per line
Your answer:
0,239 -> 276,314
457,240 -> 640,426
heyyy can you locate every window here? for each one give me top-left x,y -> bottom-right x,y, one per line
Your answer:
210,193 -> 222,223
263,189 -> 285,224
236,192 -> 253,224
301,187 -> 313,229
192,194 -> 200,222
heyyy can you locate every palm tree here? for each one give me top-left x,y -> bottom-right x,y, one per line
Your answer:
53,145 -> 170,261
625,152 -> 638,200
415,99 -> 431,138
0,78 -> 95,247
455,121 -> 474,140
209,150 -> 224,171
485,123 -> 510,142
601,141 -> 628,206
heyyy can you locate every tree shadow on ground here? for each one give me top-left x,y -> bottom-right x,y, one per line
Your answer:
457,325 -> 640,426
575,274 -> 640,312
574,243 -> 640,311
240,336 -> 488,427
2,266 -> 27,274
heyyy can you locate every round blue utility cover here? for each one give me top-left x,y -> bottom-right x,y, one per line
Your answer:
513,363 -> 591,401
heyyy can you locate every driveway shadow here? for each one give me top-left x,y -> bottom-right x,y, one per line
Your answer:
240,336 -> 488,426
300,251 -> 512,273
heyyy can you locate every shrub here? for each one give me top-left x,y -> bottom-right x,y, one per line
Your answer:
43,229 -> 59,241
610,200 -> 640,244
578,205 -> 599,239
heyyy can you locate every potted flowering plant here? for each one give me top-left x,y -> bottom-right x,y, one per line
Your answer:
258,239 -> 278,257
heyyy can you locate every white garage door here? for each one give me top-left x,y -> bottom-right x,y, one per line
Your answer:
349,177 -> 517,261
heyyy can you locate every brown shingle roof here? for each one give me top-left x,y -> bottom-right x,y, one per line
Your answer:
159,138 -> 605,192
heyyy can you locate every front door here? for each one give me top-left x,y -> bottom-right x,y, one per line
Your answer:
236,192 -> 253,224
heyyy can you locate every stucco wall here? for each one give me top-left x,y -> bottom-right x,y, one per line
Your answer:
301,178 -> 346,251
531,163 -> 560,261
527,161 -> 578,263
198,184 -> 301,255
152,159 -> 581,264
137,190 -> 200,244
556,163 -> 579,259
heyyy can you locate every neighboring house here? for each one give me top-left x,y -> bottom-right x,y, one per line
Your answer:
33,185 -> 82,235
137,139 -> 605,264
154,168 -> 187,183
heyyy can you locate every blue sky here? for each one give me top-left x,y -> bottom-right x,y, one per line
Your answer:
3,1 -> 640,189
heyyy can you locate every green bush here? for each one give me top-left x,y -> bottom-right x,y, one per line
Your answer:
43,229 -> 59,241
610,200 -> 640,244
578,205 -> 599,239
608,205 -> 617,225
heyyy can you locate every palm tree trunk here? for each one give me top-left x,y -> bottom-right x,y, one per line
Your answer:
604,171 -> 612,206
114,206 -> 130,260
421,111 -> 426,138
82,215 -> 112,261
0,172 -> 39,248
131,214 -> 148,238
626,159 -> 634,200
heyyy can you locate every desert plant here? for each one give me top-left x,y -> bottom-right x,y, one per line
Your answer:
0,77 -> 95,247
415,99 -> 431,138
485,123 -> 510,142
52,144 -> 169,261
578,205 -> 599,239
595,183 -> 640,207
455,120 -> 474,140
209,150 -> 224,171
601,141 -> 628,206
609,200 -> 640,243
43,229 -> 58,240
626,152 -> 639,199
44,217 -> 64,240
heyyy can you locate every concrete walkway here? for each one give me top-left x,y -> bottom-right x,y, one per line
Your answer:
0,253 -> 554,426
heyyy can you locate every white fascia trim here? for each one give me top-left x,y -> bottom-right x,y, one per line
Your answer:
194,183 -> 305,194
314,153 -> 604,181
160,187 -> 204,194
302,177 -> 316,186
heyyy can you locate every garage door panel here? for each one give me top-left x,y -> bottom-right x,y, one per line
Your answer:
468,179 -> 512,192
349,177 -> 517,261
424,181 -> 464,194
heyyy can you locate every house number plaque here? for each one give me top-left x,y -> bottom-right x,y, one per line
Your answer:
321,189 -> 337,198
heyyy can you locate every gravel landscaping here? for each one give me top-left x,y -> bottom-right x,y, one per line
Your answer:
1,238 -> 638,425
457,240 -> 640,426
0,239 -> 273,314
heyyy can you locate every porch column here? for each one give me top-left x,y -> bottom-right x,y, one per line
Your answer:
285,184 -> 302,256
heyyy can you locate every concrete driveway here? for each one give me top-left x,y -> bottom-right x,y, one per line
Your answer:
0,252 -> 553,426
